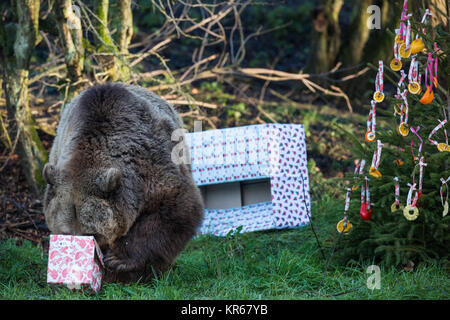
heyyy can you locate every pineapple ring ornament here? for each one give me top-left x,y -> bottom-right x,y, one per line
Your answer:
440,177 -> 450,217
403,183 -> 420,221
373,61 -> 384,102
365,100 -> 377,143
428,119 -> 449,152
391,177 -> 404,212
360,177 -> 372,221
369,140 -> 383,179
337,188 -> 353,234
407,57 -> 421,95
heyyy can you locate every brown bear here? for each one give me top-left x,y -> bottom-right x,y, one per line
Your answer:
42,83 -> 204,283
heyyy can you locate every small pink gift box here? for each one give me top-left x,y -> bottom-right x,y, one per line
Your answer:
47,235 -> 104,293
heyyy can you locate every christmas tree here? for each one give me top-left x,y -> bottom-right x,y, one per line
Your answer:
335,4 -> 450,267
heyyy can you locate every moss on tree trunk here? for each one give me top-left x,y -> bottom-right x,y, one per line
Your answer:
0,0 -> 48,195
95,0 -> 130,81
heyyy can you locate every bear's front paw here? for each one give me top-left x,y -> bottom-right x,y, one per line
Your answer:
104,251 -> 137,272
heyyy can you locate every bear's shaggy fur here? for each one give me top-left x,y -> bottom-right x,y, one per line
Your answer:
43,83 -> 204,283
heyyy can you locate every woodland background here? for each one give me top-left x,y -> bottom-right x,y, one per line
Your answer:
0,0 -> 449,300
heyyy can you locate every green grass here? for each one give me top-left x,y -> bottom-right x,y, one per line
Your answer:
1,196 -> 449,300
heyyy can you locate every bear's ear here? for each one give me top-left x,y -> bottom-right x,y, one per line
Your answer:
98,167 -> 121,193
43,163 -> 56,185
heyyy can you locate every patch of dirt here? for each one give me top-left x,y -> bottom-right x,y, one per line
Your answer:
0,130 -> 52,247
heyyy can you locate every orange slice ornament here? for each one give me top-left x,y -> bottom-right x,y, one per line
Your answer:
369,166 -> 382,179
373,91 -> 384,103
395,34 -> 404,45
399,43 -> 412,58
410,38 -> 425,54
365,131 -> 376,143
336,219 -> 352,234
420,86 -> 434,104
408,82 -> 421,95
398,122 -> 409,136
394,103 -> 407,114
390,58 -> 402,71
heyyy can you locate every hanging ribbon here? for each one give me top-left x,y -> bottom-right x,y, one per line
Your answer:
360,177 -> 372,221
394,71 -> 407,117
398,0 -> 409,44
420,51 -> 436,104
410,126 -> 423,161
337,188 -> 353,233
373,61 -> 385,102
353,160 -> 361,175
359,159 -> 366,175
428,119 -> 449,152
391,177 -> 404,212
399,14 -> 413,58
369,140 -> 383,178
352,159 -> 365,190
408,57 -> 421,94
391,29 -> 403,71
366,100 -> 377,142
397,89 -> 409,136
440,177 -> 449,217
418,157 -> 427,195
420,9 -> 432,36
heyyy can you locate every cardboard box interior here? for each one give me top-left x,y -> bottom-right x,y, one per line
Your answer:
200,178 -> 271,210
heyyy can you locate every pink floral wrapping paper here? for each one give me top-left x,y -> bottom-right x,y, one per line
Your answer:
47,235 -> 104,293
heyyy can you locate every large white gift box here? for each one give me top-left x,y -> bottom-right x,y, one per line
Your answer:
185,123 -> 311,236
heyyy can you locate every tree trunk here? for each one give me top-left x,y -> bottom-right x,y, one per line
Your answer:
340,0 -> 372,67
55,0 -> 85,102
118,0 -> 133,55
360,0 -> 400,67
95,0 -> 130,81
305,0 -> 343,74
0,0 -> 48,195
116,0 -> 133,81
